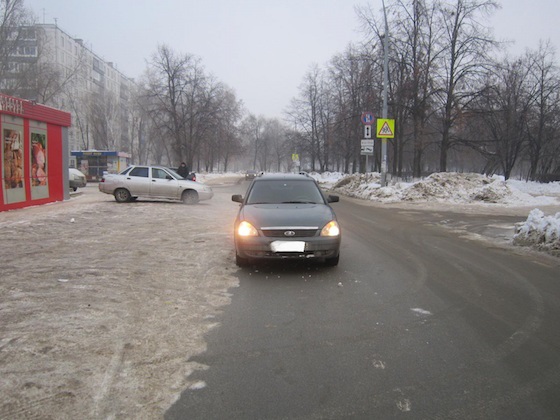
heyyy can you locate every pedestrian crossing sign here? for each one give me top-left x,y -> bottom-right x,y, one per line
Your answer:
376,119 -> 395,138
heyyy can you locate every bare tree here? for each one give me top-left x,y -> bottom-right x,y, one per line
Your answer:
525,42 -> 560,180
241,114 -> 266,170
262,118 -> 289,172
64,89 -> 90,149
327,45 -> 378,173
472,57 -> 534,179
389,0 -> 440,177
142,45 -> 243,170
143,45 -> 196,165
434,0 -> 499,171
286,65 -> 332,172
86,89 -> 121,151
211,86 -> 243,172
0,0 -> 34,91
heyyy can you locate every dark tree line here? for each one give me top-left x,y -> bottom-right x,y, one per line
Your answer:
285,0 -> 560,180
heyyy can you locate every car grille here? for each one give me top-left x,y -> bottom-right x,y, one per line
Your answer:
261,228 -> 319,238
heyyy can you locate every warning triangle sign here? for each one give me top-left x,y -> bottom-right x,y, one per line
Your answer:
378,122 -> 393,136
376,119 -> 395,138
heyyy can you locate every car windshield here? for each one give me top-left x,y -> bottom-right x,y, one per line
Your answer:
166,168 -> 183,179
246,179 -> 325,205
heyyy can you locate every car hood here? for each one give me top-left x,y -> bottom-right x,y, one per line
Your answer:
239,204 -> 335,228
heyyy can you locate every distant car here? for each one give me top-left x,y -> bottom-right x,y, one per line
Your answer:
245,170 -> 257,180
232,173 -> 341,267
69,168 -> 87,191
99,165 -> 213,204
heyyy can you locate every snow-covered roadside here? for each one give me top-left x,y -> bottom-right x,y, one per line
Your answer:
309,171 -> 560,256
311,172 -> 558,206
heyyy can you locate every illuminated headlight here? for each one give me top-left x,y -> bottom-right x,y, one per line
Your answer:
237,221 -> 258,237
321,221 -> 340,237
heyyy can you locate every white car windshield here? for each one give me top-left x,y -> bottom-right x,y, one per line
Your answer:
166,168 -> 183,179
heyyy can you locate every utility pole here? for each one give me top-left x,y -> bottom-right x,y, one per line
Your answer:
381,0 -> 389,186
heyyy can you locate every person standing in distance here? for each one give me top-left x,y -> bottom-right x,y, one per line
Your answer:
177,162 -> 189,178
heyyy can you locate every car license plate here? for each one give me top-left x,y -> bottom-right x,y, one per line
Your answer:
270,241 -> 305,253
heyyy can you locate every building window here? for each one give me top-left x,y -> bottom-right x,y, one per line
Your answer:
15,46 -> 37,56
20,28 -> 36,40
93,57 -> 104,73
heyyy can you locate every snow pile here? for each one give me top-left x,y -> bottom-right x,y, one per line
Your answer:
318,171 -> 560,256
307,171 -> 346,189
328,172 -> 385,200
513,209 -> 560,256
401,173 -> 505,202
327,172 -> 558,206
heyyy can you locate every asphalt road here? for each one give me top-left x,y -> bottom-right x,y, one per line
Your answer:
166,184 -> 560,419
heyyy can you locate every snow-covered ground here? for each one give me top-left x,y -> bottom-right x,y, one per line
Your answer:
202,171 -> 560,256
318,171 -> 560,255
310,171 -> 559,206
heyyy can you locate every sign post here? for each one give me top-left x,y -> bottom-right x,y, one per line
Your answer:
291,153 -> 300,173
360,112 -> 374,172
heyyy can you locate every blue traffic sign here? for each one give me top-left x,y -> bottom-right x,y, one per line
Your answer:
361,111 -> 374,125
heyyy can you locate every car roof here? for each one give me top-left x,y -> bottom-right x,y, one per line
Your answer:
127,165 -> 170,170
254,173 -> 313,181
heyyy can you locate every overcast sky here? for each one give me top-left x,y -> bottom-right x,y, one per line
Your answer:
24,0 -> 560,119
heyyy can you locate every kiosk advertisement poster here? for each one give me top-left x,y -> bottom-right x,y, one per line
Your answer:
31,130 -> 49,200
2,118 -> 26,204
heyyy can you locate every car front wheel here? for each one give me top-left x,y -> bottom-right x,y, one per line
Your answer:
182,190 -> 199,204
114,188 -> 131,203
324,253 -> 339,267
235,253 -> 250,267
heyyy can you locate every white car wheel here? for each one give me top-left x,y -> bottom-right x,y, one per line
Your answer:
182,190 -> 199,204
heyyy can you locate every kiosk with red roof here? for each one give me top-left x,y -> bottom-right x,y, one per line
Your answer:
1,93 -> 71,212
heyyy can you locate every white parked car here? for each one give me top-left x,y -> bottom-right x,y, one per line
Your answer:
69,168 -> 87,191
98,165 -> 213,204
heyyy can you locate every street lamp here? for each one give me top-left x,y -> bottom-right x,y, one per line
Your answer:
381,0 -> 389,186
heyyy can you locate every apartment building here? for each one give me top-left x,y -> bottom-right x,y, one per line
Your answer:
3,23 -> 134,153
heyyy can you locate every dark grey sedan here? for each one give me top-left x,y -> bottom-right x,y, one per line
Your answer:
232,173 -> 341,267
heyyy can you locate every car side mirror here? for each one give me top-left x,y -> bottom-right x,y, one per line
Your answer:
327,195 -> 339,203
232,194 -> 243,203
166,175 -> 173,180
